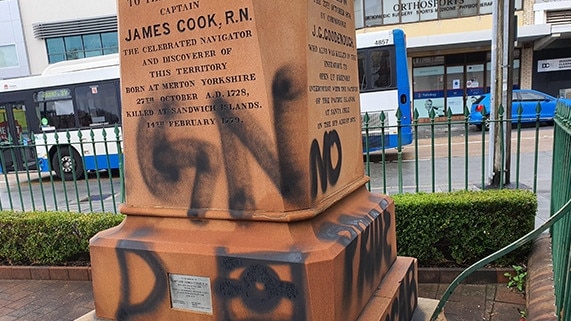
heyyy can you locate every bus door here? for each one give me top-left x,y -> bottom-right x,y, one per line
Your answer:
0,101 -> 37,172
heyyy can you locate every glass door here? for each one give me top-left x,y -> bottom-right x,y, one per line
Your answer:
0,101 -> 37,172
466,64 -> 485,111
446,66 -> 465,115
413,65 -> 445,118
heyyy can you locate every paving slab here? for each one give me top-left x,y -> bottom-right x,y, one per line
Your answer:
0,280 -> 529,321
0,280 -> 93,321
418,283 -> 526,321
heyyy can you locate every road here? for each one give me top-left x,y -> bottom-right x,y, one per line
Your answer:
366,125 -> 553,193
0,170 -> 122,213
368,123 -> 553,160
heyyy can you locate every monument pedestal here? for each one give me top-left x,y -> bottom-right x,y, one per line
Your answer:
88,186 -> 417,321
92,1 -> 420,320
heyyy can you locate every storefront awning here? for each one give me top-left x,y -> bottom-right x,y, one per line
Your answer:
406,24 -> 567,53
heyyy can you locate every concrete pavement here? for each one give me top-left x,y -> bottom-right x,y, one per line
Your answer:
0,280 -> 93,321
419,283 -> 526,321
0,279 -> 526,321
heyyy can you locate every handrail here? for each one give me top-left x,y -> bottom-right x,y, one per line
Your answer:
430,198 -> 571,321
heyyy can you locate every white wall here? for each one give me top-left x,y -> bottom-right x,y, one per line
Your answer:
17,0 -> 117,74
0,0 -> 30,79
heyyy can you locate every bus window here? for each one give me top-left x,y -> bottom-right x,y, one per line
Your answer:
358,52 -> 367,90
34,88 -> 76,130
39,100 -> 76,129
371,49 -> 392,89
75,83 -> 120,127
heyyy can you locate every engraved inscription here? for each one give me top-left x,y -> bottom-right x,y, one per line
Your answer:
120,1 -> 260,130
309,0 -> 358,131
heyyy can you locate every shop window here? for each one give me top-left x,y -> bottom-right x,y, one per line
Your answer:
413,65 -> 445,118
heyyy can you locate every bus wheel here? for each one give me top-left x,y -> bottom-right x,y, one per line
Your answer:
52,148 -> 84,180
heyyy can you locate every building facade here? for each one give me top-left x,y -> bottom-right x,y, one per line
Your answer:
355,0 -> 571,117
0,0 -> 116,79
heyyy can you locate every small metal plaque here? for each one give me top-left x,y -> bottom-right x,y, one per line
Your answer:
169,274 -> 213,314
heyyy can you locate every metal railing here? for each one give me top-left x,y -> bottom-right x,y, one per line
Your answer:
422,102 -> 571,320
0,107 -> 554,214
363,105 -> 549,195
430,196 -> 571,320
0,125 -> 124,214
550,104 -> 571,321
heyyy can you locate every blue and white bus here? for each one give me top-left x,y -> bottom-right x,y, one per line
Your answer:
357,29 -> 412,153
0,54 -> 121,180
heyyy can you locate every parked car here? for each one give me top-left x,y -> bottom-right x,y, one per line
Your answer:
469,89 -> 571,130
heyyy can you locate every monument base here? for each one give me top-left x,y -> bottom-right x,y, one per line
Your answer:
89,186 -> 418,321
78,257 -> 421,321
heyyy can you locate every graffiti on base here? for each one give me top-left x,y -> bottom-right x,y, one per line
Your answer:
214,247 -> 307,321
315,197 -> 394,312
108,198 -> 401,320
384,262 -> 418,321
114,238 -> 168,321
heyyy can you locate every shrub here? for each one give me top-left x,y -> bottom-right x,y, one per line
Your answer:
0,211 -> 124,265
0,189 -> 536,267
392,189 -> 536,267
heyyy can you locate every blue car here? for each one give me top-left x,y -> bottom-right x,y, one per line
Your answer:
469,89 -> 571,130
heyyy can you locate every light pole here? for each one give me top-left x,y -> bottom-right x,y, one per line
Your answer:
489,0 -> 516,187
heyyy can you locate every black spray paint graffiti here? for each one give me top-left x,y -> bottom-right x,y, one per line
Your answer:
310,130 -> 342,198
214,247 -> 307,321
114,235 -> 168,321
127,64 -> 346,317
142,135 -> 222,214
135,64 -> 344,219
271,66 -> 310,203
384,262 -> 418,321
315,197 -> 393,313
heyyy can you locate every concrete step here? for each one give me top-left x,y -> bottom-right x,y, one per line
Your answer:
411,298 -> 447,321
356,256 -> 423,321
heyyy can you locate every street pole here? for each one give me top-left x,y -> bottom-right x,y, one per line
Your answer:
489,0 -> 504,187
489,0 -> 515,187
503,1 -> 516,186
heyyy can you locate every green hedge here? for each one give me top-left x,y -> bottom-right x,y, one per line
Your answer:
0,189 -> 536,267
0,211 -> 124,265
392,189 -> 536,267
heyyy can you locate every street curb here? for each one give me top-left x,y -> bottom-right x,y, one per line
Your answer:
0,265 -> 92,281
418,267 -> 512,284
0,265 -> 512,283
526,233 -> 557,321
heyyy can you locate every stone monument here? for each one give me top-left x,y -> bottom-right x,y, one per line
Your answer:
86,1 -> 418,320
